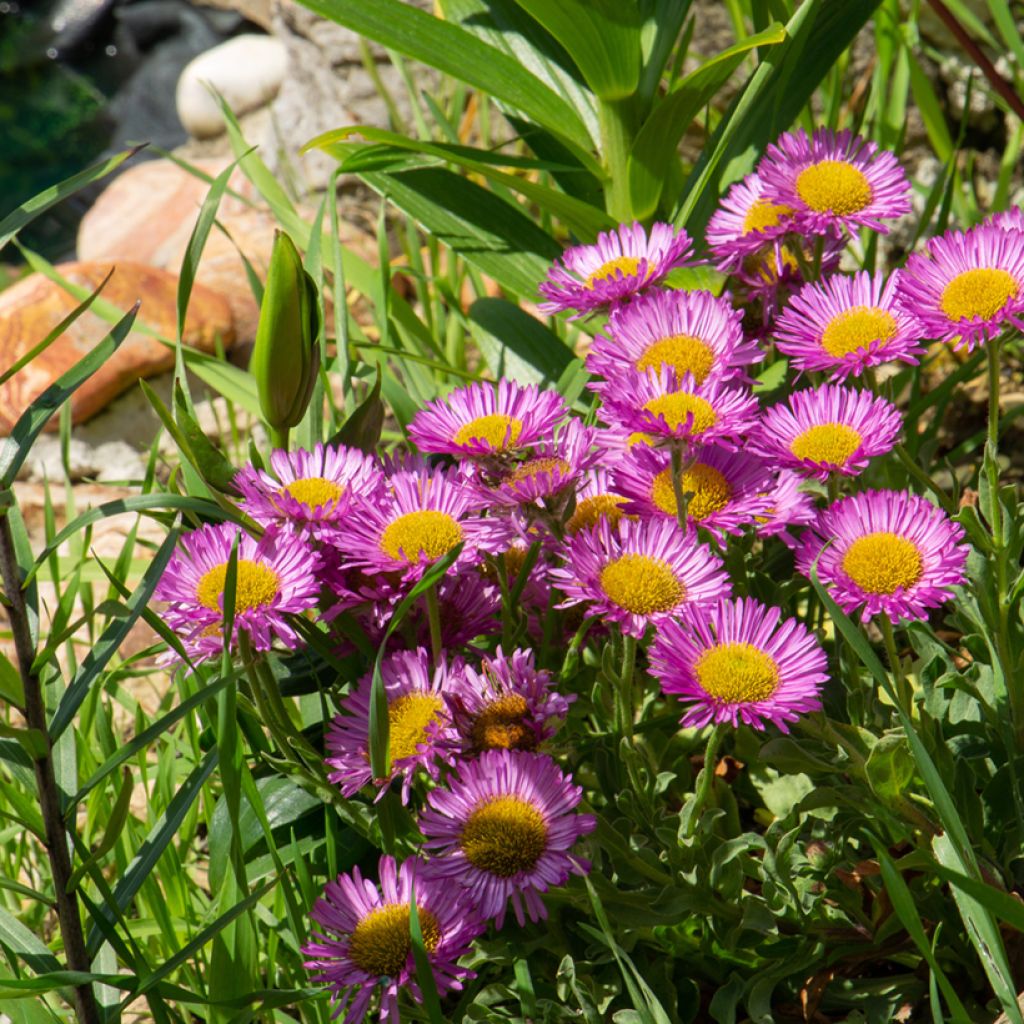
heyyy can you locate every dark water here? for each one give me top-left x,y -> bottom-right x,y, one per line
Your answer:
0,0 -> 251,261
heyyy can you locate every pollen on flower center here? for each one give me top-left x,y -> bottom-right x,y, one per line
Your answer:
280,476 -> 344,511
387,693 -> 446,761
460,795 -> 548,877
507,457 -> 571,485
599,553 -> 684,615
652,464 -> 732,520
585,255 -> 642,289
380,511 -> 463,563
820,305 -> 898,357
470,694 -> 534,752
789,423 -> 863,466
636,334 -> 716,384
347,902 -> 441,978
453,413 -> 524,450
567,494 -> 629,536
939,268 -> 1018,323
742,197 -> 794,235
642,392 -> 717,435
695,642 -> 780,703
841,532 -> 923,594
795,160 -> 873,215
195,560 -> 280,613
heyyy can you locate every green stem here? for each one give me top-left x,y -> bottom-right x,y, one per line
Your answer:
270,425 -> 290,452
670,444 -> 690,531
879,616 -> 912,717
683,724 -> 726,839
425,585 -> 443,669
598,99 -> 634,222
617,634 -> 637,742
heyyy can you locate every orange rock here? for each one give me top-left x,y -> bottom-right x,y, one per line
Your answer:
0,261 -> 234,434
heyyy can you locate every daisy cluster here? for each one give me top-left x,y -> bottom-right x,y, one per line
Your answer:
150,124 -> 1023,1022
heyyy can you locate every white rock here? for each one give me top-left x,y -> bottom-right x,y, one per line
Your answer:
176,34 -> 288,140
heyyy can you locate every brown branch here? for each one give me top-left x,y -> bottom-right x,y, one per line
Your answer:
925,0 -> 1024,124
0,509 -> 100,1024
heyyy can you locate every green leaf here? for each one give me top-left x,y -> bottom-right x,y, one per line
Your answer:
468,298 -> 574,386
360,167 -> 560,298
409,881 -> 446,1024
0,304 -> 139,490
864,733 -> 915,802
330,367 -> 385,453
0,146 -> 142,255
0,904 -> 61,975
294,0 -> 593,150
628,22 -> 786,218
173,382 -> 242,495
0,652 -> 25,707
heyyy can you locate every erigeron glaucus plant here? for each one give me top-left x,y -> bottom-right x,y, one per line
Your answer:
130,117 -> 1024,1022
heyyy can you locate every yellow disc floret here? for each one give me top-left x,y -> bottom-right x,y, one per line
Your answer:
460,795 -> 548,877
387,693 -> 446,762
469,694 -> 535,752
789,423 -> 863,466
820,306 -> 898,357
939,268 -> 1017,323
280,476 -> 344,511
566,494 -> 629,536
585,256 -> 642,289
599,553 -> 684,615
742,198 -> 794,235
347,903 -> 441,978
795,160 -> 872,216
507,457 -> 571,486
196,560 -> 280,613
652,464 -> 732,521
636,335 -> 716,384
453,413 -> 524,451
841,532 -> 923,594
695,642 -> 780,703
380,511 -> 463,563
642,392 -> 717,435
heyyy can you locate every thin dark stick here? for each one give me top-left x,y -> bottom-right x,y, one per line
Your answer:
925,0 -> 1024,123
0,511 -> 100,1024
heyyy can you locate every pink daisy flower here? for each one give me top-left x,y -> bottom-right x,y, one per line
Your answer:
538,221 -> 693,316
897,224 -> 1024,351
599,367 -> 759,450
565,468 -> 634,537
408,379 -> 567,458
774,270 -> 924,380
758,127 -> 911,237
649,597 -> 829,732
705,171 -> 797,271
749,384 -> 902,480
155,523 -> 320,665
325,648 -> 460,803
549,516 -> 731,638
303,854 -> 484,1024
586,287 -> 760,387
754,469 -> 817,542
796,489 -> 969,623
420,749 -> 595,928
989,207 -> 1024,232
235,443 -> 384,542
344,466 -> 497,583
612,445 -> 773,535
446,647 -> 572,756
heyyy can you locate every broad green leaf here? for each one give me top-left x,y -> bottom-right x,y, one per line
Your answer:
409,882 -> 446,1024
295,0 -> 593,151
628,22 -> 786,218
330,367 -> 384,453
361,167 -> 559,298
468,297 -> 574,386
173,382 -> 243,495
0,904 -> 62,974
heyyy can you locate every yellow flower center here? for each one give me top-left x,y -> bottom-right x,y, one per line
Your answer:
599,553 -> 684,615
347,903 -> 441,978
820,305 -> 898,357
788,423 -> 863,466
939,268 -> 1018,323
635,334 -> 716,384
794,160 -> 872,215
585,255 -> 642,289
507,457 -> 571,485
469,694 -> 535,752
460,795 -> 548,877
695,642 -> 780,703
379,511 -> 463,563
742,197 -> 794,235
280,476 -> 344,511
642,393 -> 717,435
566,494 -> 629,536
841,532 -> 923,594
453,413 -> 524,451
387,692 -> 446,761
651,464 -> 732,521
195,560 -> 280,613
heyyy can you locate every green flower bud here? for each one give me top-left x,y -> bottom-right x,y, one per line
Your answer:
250,230 -> 321,433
